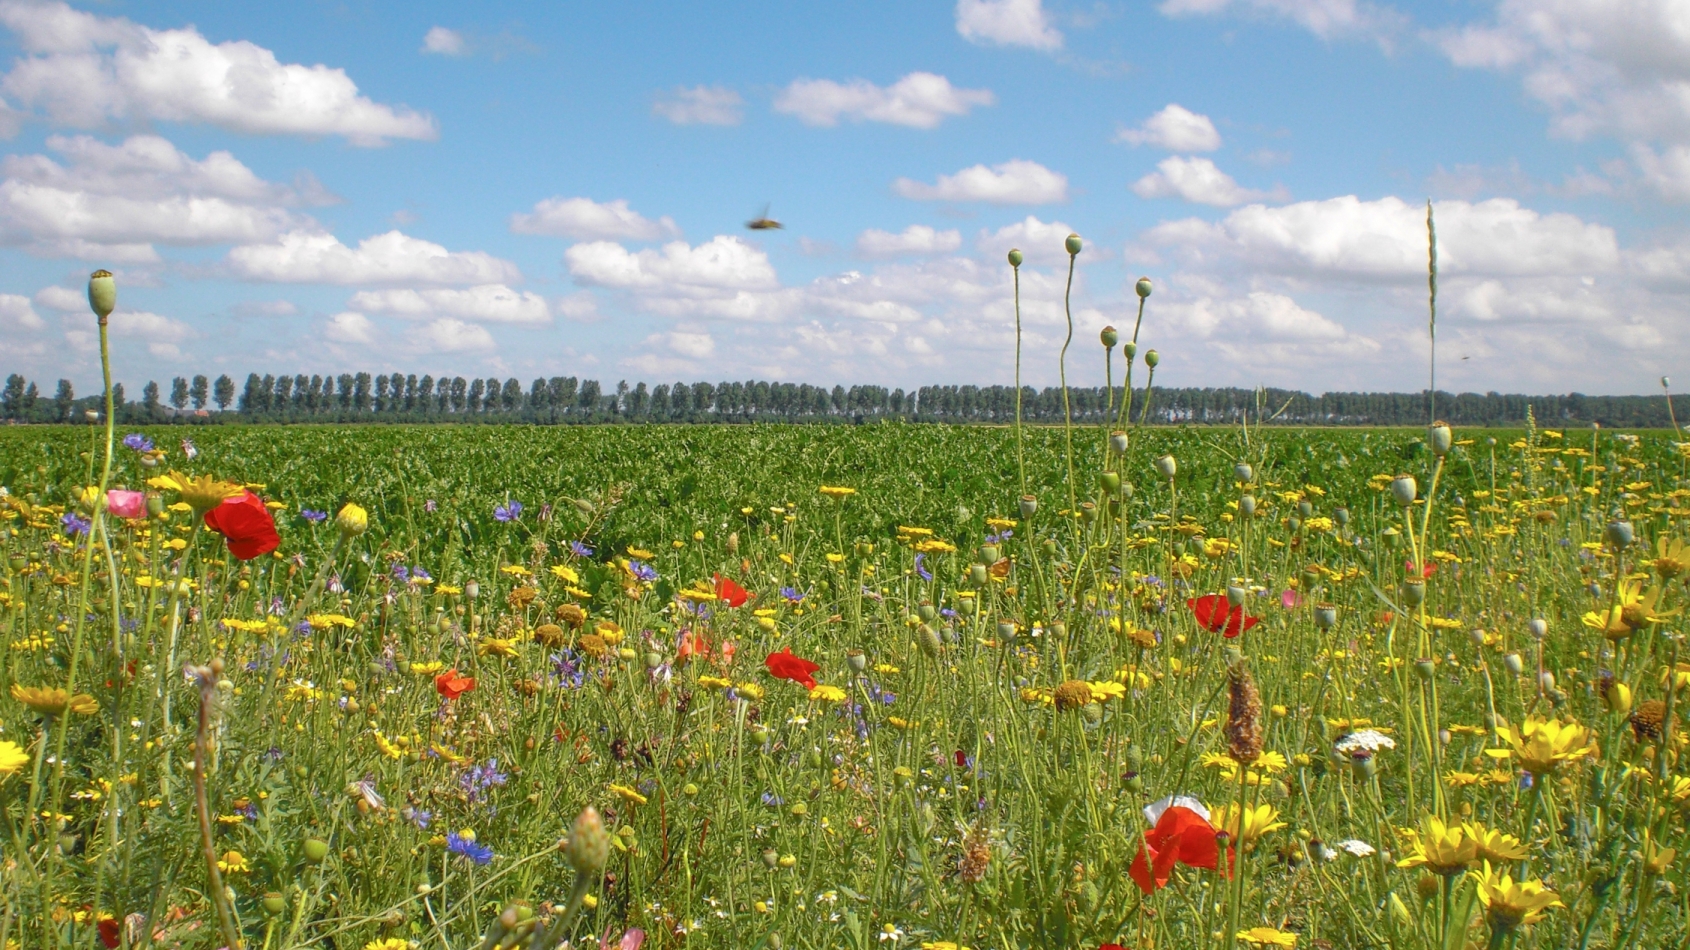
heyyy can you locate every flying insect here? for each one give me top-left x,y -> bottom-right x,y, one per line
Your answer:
745,204 -> 783,231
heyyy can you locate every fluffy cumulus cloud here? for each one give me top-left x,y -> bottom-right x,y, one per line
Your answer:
955,0 -> 1063,51
1158,0 -> 1405,43
509,197 -> 680,241
421,27 -> 465,55
855,224 -> 962,257
0,1 -> 436,146
324,311 -> 377,345
0,134 -> 321,260
61,307 -> 196,360
894,159 -> 1068,204
566,235 -> 779,295
411,318 -> 495,353
975,215 -> 1076,265
347,285 -> 552,326
775,72 -> 994,129
1116,104 -> 1222,151
226,230 -> 522,286
1132,157 -> 1286,206
652,85 -> 744,126
0,291 -> 44,330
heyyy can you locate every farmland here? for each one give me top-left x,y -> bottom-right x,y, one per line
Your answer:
1,420 -> 1688,950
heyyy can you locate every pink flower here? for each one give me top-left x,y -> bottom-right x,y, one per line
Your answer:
1280,589 -> 1303,610
106,490 -> 146,519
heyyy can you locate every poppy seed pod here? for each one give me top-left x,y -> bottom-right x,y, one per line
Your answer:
1314,603 -> 1337,629
979,544 -> 1000,563
1136,276 -> 1153,298
1401,580 -> 1425,607
1144,349 -> 1160,368
1605,521 -> 1634,550
302,837 -> 330,864
1119,481 -> 1133,500
1428,421 -> 1452,457
1502,653 -> 1524,675
846,649 -> 867,673
1123,342 -> 1137,360
1238,494 -> 1256,518
1334,506 -> 1349,527
1110,430 -> 1129,453
969,563 -> 989,585
1297,499 -> 1313,518
1414,658 -> 1435,680
87,270 -> 116,322
1234,462 -> 1253,484
997,619 -> 1017,641
1381,525 -> 1400,547
1390,475 -> 1417,507
1100,326 -> 1118,348
1226,585 -> 1246,608
1153,454 -> 1176,479
1100,471 -> 1121,494
1007,248 -> 1023,268
1019,494 -> 1038,519
1065,233 -> 1082,256
1527,618 -> 1548,639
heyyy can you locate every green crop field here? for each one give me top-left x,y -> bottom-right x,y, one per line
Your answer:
1,420 -> 1688,950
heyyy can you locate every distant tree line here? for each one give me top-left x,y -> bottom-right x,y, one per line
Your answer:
2,371 -> 1683,428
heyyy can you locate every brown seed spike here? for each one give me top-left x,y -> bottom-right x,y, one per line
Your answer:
1631,700 -> 1666,741
1053,680 -> 1094,712
1225,664 -> 1264,766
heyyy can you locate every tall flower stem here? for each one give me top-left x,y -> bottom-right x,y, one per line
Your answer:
191,664 -> 243,950
1011,258 -> 1027,498
1059,249 -> 1079,520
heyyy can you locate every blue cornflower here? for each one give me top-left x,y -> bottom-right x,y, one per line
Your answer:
403,807 -> 433,829
300,509 -> 328,524
760,792 -> 785,808
571,540 -> 595,557
392,563 -> 410,582
986,529 -> 1013,544
780,586 -> 806,604
628,559 -> 658,583
411,567 -> 433,582
914,553 -> 932,582
122,433 -> 153,452
552,650 -> 585,689
460,759 -> 508,803
61,512 -> 91,536
494,500 -> 523,523
446,832 -> 494,865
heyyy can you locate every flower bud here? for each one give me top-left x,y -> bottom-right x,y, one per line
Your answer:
1427,421 -> 1452,457
1604,681 -> 1633,716
1109,431 -> 1129,453
1390,475 -> 1417,507
1234,462 -> 1253,484
1143,349 -> 1160,368
1605,521 -> 1634,550
1153,454 -> 1176,479
566,806 -> 610,877
1100,326 -> 1118,348
1018,494 -> 1037,519
336,503 -> 368,539
1065,233 -> 1082,256
916,624 -> 941,657
88,270 -> 116,322
1135,277 -> 1153,299
726,531 -> 740,555
1007,248 -> 1023,268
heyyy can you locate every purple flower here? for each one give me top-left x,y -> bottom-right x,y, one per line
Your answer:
402,806 -> 433,829
780,586 -> 806,604
760,792 -> 785,807
300,509 -> 328,524
914,553 -> 932,582
61,512 -> 91,536
571,540 -> 595,557
460,759 -> 508,804
551,650 -> 585,689
122,433 -> 153,452
391,563 -> 410,582
494,500 -> 523,523
627,559 -> 658,583
986,529 -> 1013,544
446,832 -> 494,865
411,567 -> 432,583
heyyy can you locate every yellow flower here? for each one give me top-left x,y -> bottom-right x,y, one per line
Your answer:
735,682 -> 766,701
410,661 -> 444,675
1202,537 -> 1234,558
0,740 -> 29,776
1087,680 -> 1127,703
1210,803 -> 1286,846
626,546 -> 655,560
1463,822 -> 1528,863
500,565 -> 532,577
336,503 -> 369,538
1396,815 -> 1477,875
373,732 -> 404,760
477,638 -> 519,658
11,685 -> 96,717
549,564 -> 580,583
1487,716 -> 1594,775
149,471 -> 242,514
1236,928 -> 1298,947
896,525 -> 934,538
595,621 -> 624,644
307,613 -> 357,631
217,850 -> 250,874
809,685 -> 847,702
912,538 -> 957,554
819,486 -> 857,498
1471,861 -> 1562,932
609,783 -> 648,805
363,939 -> 414,950
697,675 -> 732,690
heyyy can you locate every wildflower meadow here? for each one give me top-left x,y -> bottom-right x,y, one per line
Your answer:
3,254 -> 1690,950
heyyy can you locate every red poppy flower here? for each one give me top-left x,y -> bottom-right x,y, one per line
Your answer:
1188,594 -> 1260,639
677,630 -> 710,664
714,573 -> 749,607
435,669 -> 476,700
97,917 -> 121,949
1405,560 -> 1437,579
1129,796 -> 1221,894
203,490 -> 280,561
765,647 -> 820,690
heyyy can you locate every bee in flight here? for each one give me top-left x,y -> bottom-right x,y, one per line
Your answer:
745,204 -> 783,231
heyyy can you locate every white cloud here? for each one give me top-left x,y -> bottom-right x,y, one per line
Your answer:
413,318 -> 495,353
1159,0 -> 1406,43
421,27 -> 465,56
324,311 -> 377,344
1145,195 -> 1618,279
976,215 -> 1077,265
0,1 -> 437,146
348,285 -> 552,326
554,291 -> 601,322
0,134 -> 315,257
509,197 -> 680,241
1116,104 -> 1222,151
32,284 -> 81,311
775,72 -> 995,129
856,224 -> 963,257
652,85 -> 744,126
1132,156 -> 1286,206
566,235 -> 778,294
227,230 -> 522,285
63,307 -> 195,357
894,159 -> 1068,204
659,325 -> 716,359
1631,144 -> 1690,201
955,0 -> 1063,51
0,292 -> 44,330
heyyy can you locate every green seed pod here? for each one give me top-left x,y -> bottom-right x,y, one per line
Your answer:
1414,658 -> 1435,680
1007,248 -> 1023,268
1019,494 -> 1037,519
1226,585 -> 1246,608
1333,506 -> 1349,527
979,543 -> 1000,564
1078,501 -> 1097,523
1109,431 -> 1129,453
1390,475 -> 1417,508
1123,342 -> 1137,360
1135,277 -> 1153,299
1400,580 -> 1425,607
918,601 -> 938,623
262,892 -> 286,915
1238,494 -> 1256,518
1606,521 -> 1634,550
302,837 -> 330,864
969,563 -> 988,585
1314,604 -> 1337,629
87,270 -> 116,322
846,648 -> 867,673
1065,233 -> 1082,256
1153,454 -> 1176,479
1100,325 -> 1118,348
1143,349 -> 1160,368
997,619 -> 1017,641
1234,462 -> 1253,484
1427,421 -> 1452,457
1381,525 -> 1401,547
683,782 -> 699,797
1100,471 -> 1121,494
1502,653 -> 1524,676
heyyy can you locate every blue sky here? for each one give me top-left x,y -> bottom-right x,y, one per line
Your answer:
0,0 -> 1686,397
